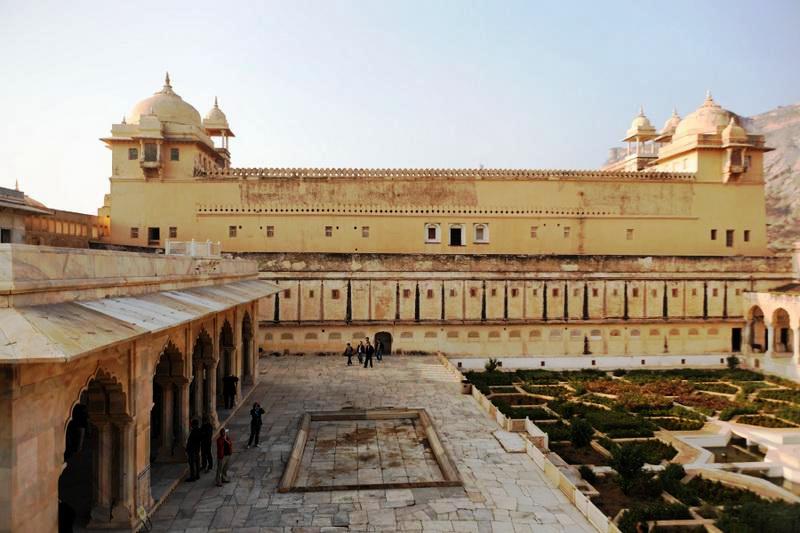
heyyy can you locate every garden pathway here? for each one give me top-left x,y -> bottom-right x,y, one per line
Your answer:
149,354 -> 594,532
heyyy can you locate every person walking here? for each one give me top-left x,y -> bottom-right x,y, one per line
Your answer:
356,341 -> 365,365
344,342 -> 354,366
215,428 -> 233,486
247,402 -> 266,448
200,416 -> 214,472
363,338 -> 374,368
222,374 -> 239,409
186,419 -> 202,481
375,339 -> 383,362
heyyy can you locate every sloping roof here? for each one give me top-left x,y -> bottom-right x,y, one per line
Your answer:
0,279 -> 279,364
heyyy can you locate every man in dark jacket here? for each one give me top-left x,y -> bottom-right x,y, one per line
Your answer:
356,341 -> 365,365
186,419 -> 202,481
200,416 -> 214,472
247,402 -> 266,448
222,374 -> 239,409
344,343 -> 354,366
363,338 -> 374,368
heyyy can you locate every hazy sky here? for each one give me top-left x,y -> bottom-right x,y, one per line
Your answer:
1,0 -> 799,213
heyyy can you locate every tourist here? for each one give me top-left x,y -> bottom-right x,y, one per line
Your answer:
356,341 -> 365,365
247,402 -> 266,448
363,338 -> 374,368
375,338 -> 383,361
200,416 -> 214,472
222,374 -> 239,409
185,419 -> 202,481
343,342 -> 354,366
215,428 -> 233,486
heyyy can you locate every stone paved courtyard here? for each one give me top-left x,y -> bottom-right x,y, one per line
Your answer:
150,355 -> 594,532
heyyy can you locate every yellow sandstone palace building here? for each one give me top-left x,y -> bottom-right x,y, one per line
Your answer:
95,75 -> 797,369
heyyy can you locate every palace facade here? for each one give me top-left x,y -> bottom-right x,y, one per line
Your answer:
95,75 -> 795,366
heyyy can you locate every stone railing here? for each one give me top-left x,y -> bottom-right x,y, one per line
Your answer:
435,353 -> 620,533
165,239 -> 222,257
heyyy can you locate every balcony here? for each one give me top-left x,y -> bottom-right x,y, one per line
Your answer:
165,239 -> 222,258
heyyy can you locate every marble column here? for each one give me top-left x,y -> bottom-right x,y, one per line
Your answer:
110,418 -> 134,527
174,377 -> 190,462
766,325 -> 775,357
192,363 -> 203,421
206,360 -> 220,428
90,418 -> 112,523
156,382 -> 175,462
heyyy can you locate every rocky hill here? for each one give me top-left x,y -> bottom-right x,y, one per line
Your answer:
743,103 -> 800,251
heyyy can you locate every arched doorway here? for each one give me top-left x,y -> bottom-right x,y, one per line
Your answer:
190,329 -> 215,424
59,371 -> 131,530
242,312 -> 254,385
772,308 -> 793,355
374,331 -> 393,356
151,340 -> 187,463
747,306 -> 766,353
218,320 -> 236,411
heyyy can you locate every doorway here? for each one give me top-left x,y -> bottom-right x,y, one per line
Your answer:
374,331 -> 393,355
731,328 -> 742,353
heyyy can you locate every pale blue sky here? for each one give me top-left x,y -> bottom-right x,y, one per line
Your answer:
1,0 -> 799,213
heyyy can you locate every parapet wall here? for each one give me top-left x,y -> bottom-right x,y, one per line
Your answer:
0,244 -> 259,306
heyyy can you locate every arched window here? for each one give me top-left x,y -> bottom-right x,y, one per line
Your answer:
424,223 -> 441,243
631,329 -> 641,337
474,223 -> 489,243
610,330 -> 621,337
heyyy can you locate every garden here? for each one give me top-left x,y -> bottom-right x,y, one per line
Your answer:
465,363 -> 800,532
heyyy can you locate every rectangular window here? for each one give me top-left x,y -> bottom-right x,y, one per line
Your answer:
626,228 -> 634,240
0,228 -> 10,243
168,226 -> 177,239
469,287 -> 478,297
530,226 -> 538,238
403,288 -> 411,298
309,290 -> 315,298
573,288 -> 579,297
744,230 -> 750,242
325,226 -> 333,237
283,289 -> 291,298
474,224 -> 488,243
229,225 -> 237,238
692,288 -> 697,296
712,288 -> 719,297
651,289 -> 657,297
511,288 -> 519,297
426,289 -> 434,299
710,229 -> 717,241
449,225 -> 463,246
331,289 -> 340,299
128,147 -> 138,160
592,288 -> 599,297
672,288 -> 678,298
362,226 -> 369,238
612,289 -> 618,296
130,227 -> 139,239
632,288 -> 640,297
563,226 -> 571,238
144,143 -> 157,162
532,289 -> 538,296
552,288 -> 559,297
170,148 -> 180,161
490,288 -> 497,297
726,229 -> 734,247
450,288 -> 457,297
266,226 -> 274,237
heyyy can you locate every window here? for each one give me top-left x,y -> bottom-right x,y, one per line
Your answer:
712,288 -> 719,297
532,289 -> 538,296
450,288 -> 457,297
474,223 -> 489,243
229,225 -> 237,238
592,288 -> 599,297
309,290 -> 315,298
449,224 -> 464,246
610,330 -> 621,337
612,289 -> 618,296
511,288 -> 519,298
331,289 -> 340,299
626,228 -> 634,240
169,226 -> 177,239
283,289 -> 292,298
735,289 -> 741,296
362,226 -> 370,238
491,288 -> 497,297
266,226 -> 274,237
671,288 -> 678,298
563,226 -> 571,238
426,289 -> 434,299
128,147 -> 138,160
0,228 -> 10,243
552,288 -> 559,297
649,329 -> 660,336
710,229 -> 717,241
170,148 -> 180,161
530,226 -> 538,238
631,329 -> 641,337
469,287 -> 478,297
403,288 -> 411,298
573,288 -> 579,297
325,226 -> 333,237
130,227 -> 139,239
425,223 -> 441,243
651,289 -> 657,297
691,288 -> 697,296
144,143 -> 157,162
744,230 -> 751,242
726,230 -> 734,247
632,288 -> 639,297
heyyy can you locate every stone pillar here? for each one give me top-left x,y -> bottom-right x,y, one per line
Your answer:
110,418 -> 134,527
156,382 -> 175,462
174,377 -> 190,461
742,320 -> 752,355
192,364 -> 203,421
90,418 -> 113,523
793,327 -> 800,364
766,324 -> 775,357
206,360 -> 220,428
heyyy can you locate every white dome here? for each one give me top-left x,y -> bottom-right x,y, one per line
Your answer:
127,73 -> 202,127
203,97 -> 229,128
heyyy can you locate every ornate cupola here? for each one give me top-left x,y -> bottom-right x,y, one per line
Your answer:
203,97 -> 235,167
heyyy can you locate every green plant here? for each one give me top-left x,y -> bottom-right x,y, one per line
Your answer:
735,414 -> 798,428
485,357 -> 500,372
719,404 -> 758,421
617,502 -> 691,533
694,382 -> 738,394
726,355 -> 740,370
578,465 -> 597,484
759,388 -> 800,405
716,500 -> 800,533
610,442 -> 646,494
538,421 -> 571,441
612,368 -> 627,377
569,417 -> 594,448
651,417 -> 705,431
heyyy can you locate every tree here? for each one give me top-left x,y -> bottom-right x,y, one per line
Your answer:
611,442 -> 646,494
569,418 -> 594,448
485,358 -> 500,372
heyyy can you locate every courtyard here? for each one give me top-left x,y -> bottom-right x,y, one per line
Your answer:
148,355 -> 595,532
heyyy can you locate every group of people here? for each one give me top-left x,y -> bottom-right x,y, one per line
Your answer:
185,401 -> 266,487
343,337 -> 385,368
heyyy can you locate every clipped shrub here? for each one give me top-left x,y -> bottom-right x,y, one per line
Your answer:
716,500 -> 800,533
618,502 -> 691,533
612,368 -> 627,377
569,417 -> 594,448
578,465 -> 597,484
719,404 -> 758,421
610,442 -> 646,494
